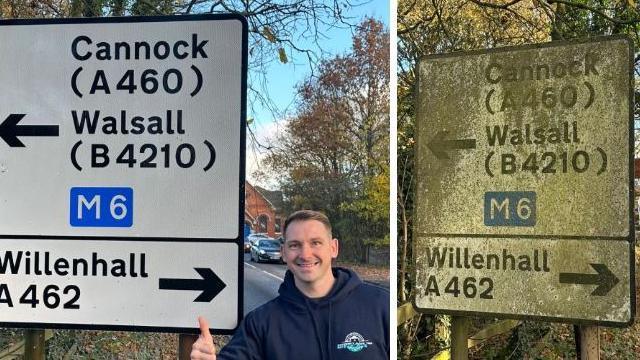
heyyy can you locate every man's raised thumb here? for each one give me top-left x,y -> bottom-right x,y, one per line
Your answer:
198,316 -> 212,340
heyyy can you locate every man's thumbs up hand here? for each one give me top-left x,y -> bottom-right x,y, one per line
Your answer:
190,316 -> 216,360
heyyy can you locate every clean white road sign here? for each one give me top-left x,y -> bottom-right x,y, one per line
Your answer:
0,15 -> 246,333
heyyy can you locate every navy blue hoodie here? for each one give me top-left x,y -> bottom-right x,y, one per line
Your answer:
218,267 -> 389,359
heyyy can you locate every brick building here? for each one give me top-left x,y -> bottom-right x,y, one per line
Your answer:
244,182 -> 284,238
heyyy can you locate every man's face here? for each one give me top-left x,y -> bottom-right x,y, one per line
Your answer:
282,219 -> 338,287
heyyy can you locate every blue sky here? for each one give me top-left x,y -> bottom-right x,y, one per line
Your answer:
250,0 -> 389,125
247,0 -> 389,185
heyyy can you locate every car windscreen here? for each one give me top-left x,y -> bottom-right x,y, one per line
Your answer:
259,240 -> 280,249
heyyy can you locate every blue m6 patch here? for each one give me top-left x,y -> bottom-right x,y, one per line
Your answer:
70,187 -> 133,227
484,191 -> 536,226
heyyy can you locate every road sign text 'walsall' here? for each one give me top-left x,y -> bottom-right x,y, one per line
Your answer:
0,15 -> 246,334
414,36 -> 635,326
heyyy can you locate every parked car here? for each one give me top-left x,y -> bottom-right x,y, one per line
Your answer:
246,233 -> 269,242
244,233 -> 269,253
250,238 -> 284,263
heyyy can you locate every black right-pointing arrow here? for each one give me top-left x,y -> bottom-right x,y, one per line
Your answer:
0,114 -> 59,147
427,130 -> 476,160
159,268 -> 226,302
559,263 -> 619,296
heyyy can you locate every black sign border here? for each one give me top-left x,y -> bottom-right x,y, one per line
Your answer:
0,13 -> 248,335
413,35 -> 636,327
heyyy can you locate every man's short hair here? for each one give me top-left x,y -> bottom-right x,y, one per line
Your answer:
283,210 -> 332,238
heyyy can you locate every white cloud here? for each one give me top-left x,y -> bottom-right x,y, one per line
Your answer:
245,118 -> 288,189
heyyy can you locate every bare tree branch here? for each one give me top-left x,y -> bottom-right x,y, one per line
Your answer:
468,0 -> 522,10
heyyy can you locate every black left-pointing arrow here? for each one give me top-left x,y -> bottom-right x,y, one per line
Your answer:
559,263 -> 619,296
427,130 -> 476,160
0,114 -> 59,147
159,268 -> 226,302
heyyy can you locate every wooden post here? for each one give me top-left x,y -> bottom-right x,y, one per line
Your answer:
450,316 -> 468,360
575,325 -> 600,360
23,329 -> 45,360
178,333 -> 199,360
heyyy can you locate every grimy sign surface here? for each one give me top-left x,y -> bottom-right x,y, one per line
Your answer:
0,15 -> 246,334
414,36 -> 635,326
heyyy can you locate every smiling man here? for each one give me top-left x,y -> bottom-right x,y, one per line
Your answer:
191,210 -> 390,360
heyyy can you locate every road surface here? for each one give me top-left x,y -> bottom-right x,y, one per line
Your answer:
243,252 -> 286,315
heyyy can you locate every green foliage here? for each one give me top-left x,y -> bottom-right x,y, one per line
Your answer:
600,324 -> 640,358
550,0 -> 640,39
70,0 -> 107,17
0,328 -> 21,351
510,322 -> 551,358
109,0 -> 127,16
46,330 -> 78,359
130,0 -> 175,16
343,168 -> 390,223
69,0 -> 178,16
365,234 -> 389,247
496,322 -> 577,359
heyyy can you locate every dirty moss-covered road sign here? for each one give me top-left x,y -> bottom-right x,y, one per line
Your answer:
414,36 -> 635,326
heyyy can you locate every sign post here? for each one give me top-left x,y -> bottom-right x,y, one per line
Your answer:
0,15 -> 246,335
414,36 -> 635,327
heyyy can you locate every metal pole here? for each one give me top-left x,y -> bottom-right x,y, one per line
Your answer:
450,316 -> 468,360
575,325 -> 600,360
23,329 -> 45,360
178,333 -> 199,360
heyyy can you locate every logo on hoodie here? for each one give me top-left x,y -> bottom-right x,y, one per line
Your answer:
337,332 -> 373,353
